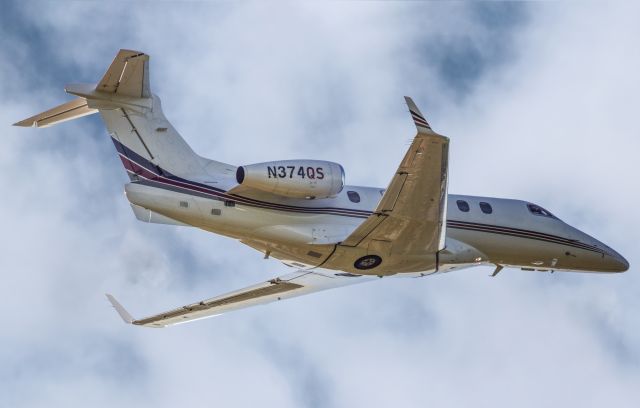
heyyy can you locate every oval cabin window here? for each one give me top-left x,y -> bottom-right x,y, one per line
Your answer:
456,200 -> 470,212
527,203 -> 555,218
347,191 -> 361,203
479,202 -> 493,214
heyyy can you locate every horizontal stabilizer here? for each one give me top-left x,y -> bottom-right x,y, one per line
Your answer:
97,49 -> 150,98
13,97 -> 97,128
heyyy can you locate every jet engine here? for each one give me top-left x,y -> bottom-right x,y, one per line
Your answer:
236,160 -> 345,199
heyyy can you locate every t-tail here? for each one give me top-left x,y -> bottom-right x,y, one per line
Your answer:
14,49 -> 230,183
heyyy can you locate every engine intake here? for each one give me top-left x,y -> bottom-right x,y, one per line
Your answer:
236,160 -> 345,199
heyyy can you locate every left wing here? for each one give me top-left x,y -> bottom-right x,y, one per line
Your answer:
106,270 -> 376,328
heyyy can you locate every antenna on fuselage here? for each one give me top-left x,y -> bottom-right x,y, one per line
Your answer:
490,264 -> 504,277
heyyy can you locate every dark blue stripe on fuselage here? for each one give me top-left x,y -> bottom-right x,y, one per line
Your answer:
111,138 -> 372,218
447,220 -> 609,256
110,139 -> 606,255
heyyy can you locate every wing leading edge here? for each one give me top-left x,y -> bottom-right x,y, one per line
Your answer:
106,270 -> 376,328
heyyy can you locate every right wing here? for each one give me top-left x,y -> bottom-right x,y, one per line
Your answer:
106,269 -> 376,328
341,97 -> 449,258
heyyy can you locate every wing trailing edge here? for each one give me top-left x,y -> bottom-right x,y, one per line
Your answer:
106,270 -> 377,328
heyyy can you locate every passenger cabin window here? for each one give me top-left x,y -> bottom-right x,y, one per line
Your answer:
527,203 -> 555,218
347,191 -> 361,203
456,200 -> 470,212
479,202 -> 493,214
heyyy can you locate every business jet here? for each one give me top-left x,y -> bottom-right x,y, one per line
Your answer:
14,50 -> 629,328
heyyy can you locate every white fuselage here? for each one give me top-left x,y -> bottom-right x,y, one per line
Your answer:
125,179 -> 628,275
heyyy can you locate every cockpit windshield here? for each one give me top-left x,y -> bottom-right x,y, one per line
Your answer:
527,203 -> 556,218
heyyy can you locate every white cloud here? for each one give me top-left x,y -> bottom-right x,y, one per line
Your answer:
1,2 -> 638,407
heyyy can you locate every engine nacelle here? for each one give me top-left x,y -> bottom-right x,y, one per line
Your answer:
236,160 -> 345,199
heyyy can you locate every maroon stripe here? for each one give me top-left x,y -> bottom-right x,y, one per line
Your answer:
117,142 -> 373,215
409,109 -> 425,121
447,221 -> 588,249
121,155 -> 372,218
447,220 -> 599,250
447,221 -> 607,255
411,115 -> 431,128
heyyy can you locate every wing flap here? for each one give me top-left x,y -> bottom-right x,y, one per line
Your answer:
377,173 -> 407,213
341,214 -> 386,247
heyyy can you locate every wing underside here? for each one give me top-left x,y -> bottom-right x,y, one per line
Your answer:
107,269 -> 376,328
343,98 -> 448,252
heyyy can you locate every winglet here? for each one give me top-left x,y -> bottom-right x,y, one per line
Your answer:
106,294 -> 135,324
404,96 -> 433,133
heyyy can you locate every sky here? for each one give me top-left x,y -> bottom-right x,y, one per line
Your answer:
1,1 -> 639,407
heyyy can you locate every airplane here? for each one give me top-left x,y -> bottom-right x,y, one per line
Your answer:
14,49 -> 629,328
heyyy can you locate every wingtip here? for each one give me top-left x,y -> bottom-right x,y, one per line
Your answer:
106,293 -> 135,324
404,96 -> 432,132
12,119 -> 36,127
403,96 -> 420,113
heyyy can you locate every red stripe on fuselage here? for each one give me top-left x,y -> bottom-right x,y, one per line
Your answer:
119,154 -> 371,218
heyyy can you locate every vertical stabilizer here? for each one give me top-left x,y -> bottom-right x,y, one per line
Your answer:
97,49 -> 151,98
13,49 -> 231,185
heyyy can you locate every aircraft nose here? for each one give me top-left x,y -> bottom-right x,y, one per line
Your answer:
609,252 -> 629,273
596,244 -> 629,273
568,225 -> 629,272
